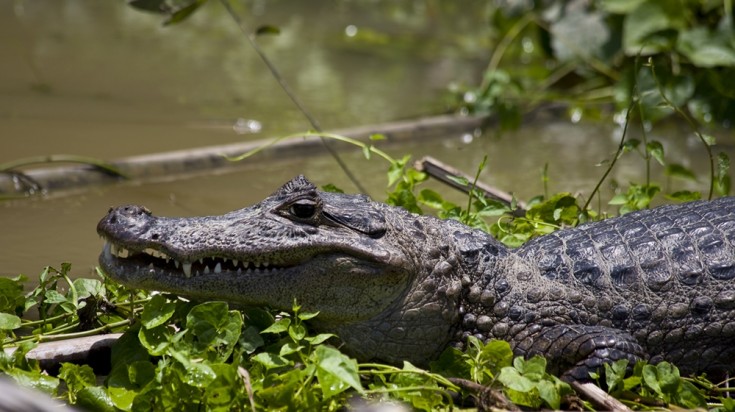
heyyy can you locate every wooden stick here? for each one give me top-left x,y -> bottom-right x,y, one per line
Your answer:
571,381 -> 633,412
414,156 -> 526,212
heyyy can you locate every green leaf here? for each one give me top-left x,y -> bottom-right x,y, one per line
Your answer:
297,310 -> 320,321
604,359 -> 629,393
261,318 -> 291,334
304,333 -> 336,345
239,326 -> 264,354
666,191 -> 701,202
701,133 -> 717,146
446,175 -> 470,186
255,25 -> 281,36
59,363 -> 96,402
418,189 -> 446,210
75,386 -> 117,412
369,133 -> 386,141
164,0 -> 208,26
665,164 -> 697,181
536,379 -> 561,410
598,0 -> 645,14
279,341 -> 303,356
185,302 -> 243,361
288,323 -> 307,342
72,278 -> 105,300
138,325 -> 174,356
498,366 -> 535,392
623,1 -> 685,54
0,313 -> 21,330
646,141 -> 665,166
313,345 -> 363,398
321,183 -> 344,193
641,364 -> 664,397
251,352 -> 291,369
140,294 -> 176,329
677,27 -> 735,68
5,369 -> 59,396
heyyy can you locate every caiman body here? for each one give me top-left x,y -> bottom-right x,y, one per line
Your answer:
98,176 -> 735,380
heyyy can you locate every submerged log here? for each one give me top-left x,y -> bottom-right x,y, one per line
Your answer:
0,114 -> 487,195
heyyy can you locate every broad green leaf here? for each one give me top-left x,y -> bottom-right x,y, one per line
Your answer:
75,386 -> 117,412
418,189 -> 446,210
72,278 -> 105,300
128,361 -> 156,387
641,364 -> 664,397
0,277 -> 24,313
107,386 -> 136,411
59,363 -> 96,402
0,313 -> 21,330
138,325 -> 174,356
536,379 -> 561,410
251,352 -> 291,369
677,380 -> 707,408
677,27 -> 735,68
304,333 -> 336,345
5,369 -> 59,396
313,345 -> 363,398
140,294 -> 176,329
185,301 -> 243,361
239,326 -> 264,354
279,341 -> 303,356
666,191 -> 701,202
646,141 -> 665,166
604,359 -> 628,394
497,366 -> 535,392
665,164 -> 697,181
288,323 -> 307,342
183,362 -> 216,388
297,310 -> 320,321
261,318 -> 291,334
623,1 -> 685,54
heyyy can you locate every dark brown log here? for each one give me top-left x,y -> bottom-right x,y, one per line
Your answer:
414,156 -> 526,212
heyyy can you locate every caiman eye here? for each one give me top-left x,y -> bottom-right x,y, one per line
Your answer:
289,200 -> 317,219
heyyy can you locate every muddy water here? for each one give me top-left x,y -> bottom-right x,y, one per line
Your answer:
0,1 -> 732,280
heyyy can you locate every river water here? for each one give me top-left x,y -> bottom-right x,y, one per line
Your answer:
0,1 -> 732,280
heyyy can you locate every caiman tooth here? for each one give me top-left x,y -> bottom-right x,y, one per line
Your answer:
182,263 -> 192,278
263,262 -> 269,268
203,266 -> 211,275
214,263 -> 222,274
233,260 -> 240,268
110,244 -> 118,256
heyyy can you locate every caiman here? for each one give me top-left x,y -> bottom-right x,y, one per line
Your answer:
97,175 -> 735,380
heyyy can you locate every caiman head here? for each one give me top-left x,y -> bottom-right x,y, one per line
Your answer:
98,175 -> 502,365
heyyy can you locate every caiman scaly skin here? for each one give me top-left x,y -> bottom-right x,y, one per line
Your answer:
97,175 -> 735,380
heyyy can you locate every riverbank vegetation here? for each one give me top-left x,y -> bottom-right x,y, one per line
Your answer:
2,0 -> 735,410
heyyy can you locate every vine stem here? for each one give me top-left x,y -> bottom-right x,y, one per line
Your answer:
226,132 -> 396,164
218,0 -> 368,194
582,98 -> 636,212
648,58 -> 715,200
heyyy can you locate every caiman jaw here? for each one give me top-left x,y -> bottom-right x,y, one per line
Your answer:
100,239 -> 298,279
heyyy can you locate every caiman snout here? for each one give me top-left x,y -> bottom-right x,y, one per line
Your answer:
97,204 -> 154,241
